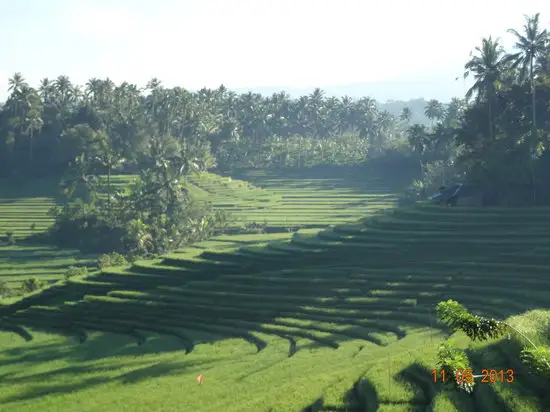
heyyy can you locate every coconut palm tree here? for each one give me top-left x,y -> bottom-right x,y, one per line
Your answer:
424,99 -> 444,127
464,36 -> 507,139
407,124 -> 430,187
38,78 -> 55,104
7,72 -> 27,94
507,13 -> 549,132
400,107 -> 412,123
23,89 -> 44,168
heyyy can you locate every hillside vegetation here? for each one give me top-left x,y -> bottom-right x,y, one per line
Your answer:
0,166 -> 397,291
1,11 -> 550,412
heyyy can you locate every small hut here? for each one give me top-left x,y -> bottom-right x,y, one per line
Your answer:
430,184 -> 483,207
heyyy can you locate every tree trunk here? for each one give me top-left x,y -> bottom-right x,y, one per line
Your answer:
29,129 -> 33,168
531,58 -> 536,131
107,162 -> 111,211
488,100 -> 493,139
530,58 -> 537,206
532,163 -> 537,206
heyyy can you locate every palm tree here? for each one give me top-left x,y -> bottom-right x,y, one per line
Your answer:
54,75 -> 72,102
146,78 -> 162,119
424,99 -> 444,126
464,36 -> 507,139
38,78 -> 55,103
7,73 -> 28,120
507,13 -> 549,133
24,89 -> 44,168
444,98 -> 466,128
61,153 -> 98,203
400,107 -> 412,123
7,73 -> 27,94
407,124 -> 430,184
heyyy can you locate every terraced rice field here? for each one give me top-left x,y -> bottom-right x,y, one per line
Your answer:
0,179 -> 97,291
0,166 -> 397,289
0,178 -> 59,239
1,199 -> 550,410
193,167 -> 398,228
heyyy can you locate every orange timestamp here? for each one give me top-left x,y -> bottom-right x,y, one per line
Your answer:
432,369 -> 515,384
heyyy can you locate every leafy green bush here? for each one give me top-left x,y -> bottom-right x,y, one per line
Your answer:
521,347 -> 550,377
48,141 -> 233,257
64,265 -> 89,279
435,299 -> 550,386
0,280 -> 12,298
436,341 -> 475,393
399,179 -> 425,205
98,252 -> 128,269
244,221 -> 268,234
436,299 -> 507,341
20,277 -> 45,294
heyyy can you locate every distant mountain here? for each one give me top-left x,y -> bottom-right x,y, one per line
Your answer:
377,98 -> 432,125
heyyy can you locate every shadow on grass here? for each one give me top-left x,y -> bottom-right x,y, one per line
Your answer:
0,356 -> 224,405
301,358 -> 545,412
1,179 -> 550,409
1,222 -> 548,360
0,177 -> 62,202
0,377 -> 112,404
467,338 -> 550,411
227,165 -> 400,197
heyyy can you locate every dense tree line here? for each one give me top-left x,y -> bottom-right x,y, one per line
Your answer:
0,71 -> 430,178
403,13 -> 550,206
0,12 -> 549,258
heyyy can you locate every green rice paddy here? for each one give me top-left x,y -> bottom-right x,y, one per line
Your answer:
0,167 -> 549,411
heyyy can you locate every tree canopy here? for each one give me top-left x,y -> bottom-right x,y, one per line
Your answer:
0,12 -> 549,210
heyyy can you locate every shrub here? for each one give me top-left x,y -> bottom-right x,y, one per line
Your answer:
244,221 -> 268,234
436,340 -> 475,393
6,231 -> 15,245
0,280 -> 12,298
20,277 -> 45,294
64,265 -> 89,279
98,252 -> 128,269
435,299 -> 550,386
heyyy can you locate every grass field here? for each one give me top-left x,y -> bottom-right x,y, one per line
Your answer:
1,168 -> 550,411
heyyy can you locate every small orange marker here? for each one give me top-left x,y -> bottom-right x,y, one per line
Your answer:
197,375 -> 203,385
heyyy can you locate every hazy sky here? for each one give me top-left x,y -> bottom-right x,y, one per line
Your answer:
1,0 -> 548,100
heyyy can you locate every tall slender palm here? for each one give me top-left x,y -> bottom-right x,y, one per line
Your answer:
444,98 -> 466,128
7,72 -> 27,94
507,13 -> 549,132
507,15 -> 548,206
23,88 -> 44,168
464,36 -> 507,139
38,78 -> 55,104
407,124 -> 430,185
7,73 -> 28,120
424,99 -> 444,128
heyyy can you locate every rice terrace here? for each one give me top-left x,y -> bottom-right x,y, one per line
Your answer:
2,10 -> 550,411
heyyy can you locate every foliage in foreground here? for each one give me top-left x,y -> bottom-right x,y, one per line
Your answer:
435,299 -> 550,393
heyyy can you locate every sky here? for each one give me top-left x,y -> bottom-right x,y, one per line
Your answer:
0,0 -> 548,101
